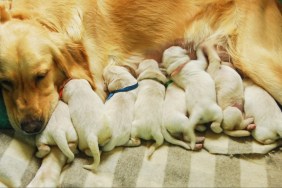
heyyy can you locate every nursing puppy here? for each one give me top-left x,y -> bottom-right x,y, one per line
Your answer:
162,82 -> 204,150
101,65 -> 140,152
244,79 -> 282,144
162,46 -> 223,149
35,101 -> 78,163
204,44 -> 255,137
131,59 -> 167,158
62,79 -> 112,171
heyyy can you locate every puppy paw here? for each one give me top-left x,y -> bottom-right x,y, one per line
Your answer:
246,123 -> 256,131
193,143 -> 203,151
36,145 -> 51,158
196,136 -> 205,143
195,125 -> 207,132
210,122 -> 223,133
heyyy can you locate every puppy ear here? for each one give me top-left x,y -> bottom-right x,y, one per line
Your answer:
137,70 -> 168,84
50,33 -> 96,90
0,3 -> 11,23
123,65 -> 137,78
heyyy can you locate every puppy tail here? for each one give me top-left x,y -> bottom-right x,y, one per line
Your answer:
83,135 -> 100,172
53,131 -> 75,163
185,116 -> 199,150
224,130 -> 251,137
161,126 -> 191,150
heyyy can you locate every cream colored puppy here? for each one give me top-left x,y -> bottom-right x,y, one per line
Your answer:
204,45 -> 255,137
62,79 -> 112,171
35,101 -> 78,163
162,82 -> 204,150
101,65 -> 140,152
162,46 -> 223,149
131,59 -> 168,158
244,79 -> 282,144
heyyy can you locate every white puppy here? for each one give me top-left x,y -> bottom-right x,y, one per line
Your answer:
162,46 -> 223,149
204,44 -> 255,137
162,82 -> 204,150
131,59 -> 168,158
244,79 -> 282,144
101,65 -> 140,151
62,79 -> 112,171
35,101 -> 78,163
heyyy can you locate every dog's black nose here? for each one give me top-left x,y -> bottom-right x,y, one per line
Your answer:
20,120 -> 44,135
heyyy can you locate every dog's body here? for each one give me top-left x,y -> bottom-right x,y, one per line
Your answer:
0,0 -> 281,135
101,65 -> 140,152
163,46 -> 223,148
131,59 -> 167,158
204,44 -> 255,137
162,82 -> 203,150
244,80 -> 282,145
62,79 -> 112,171
35,101 -> 77,163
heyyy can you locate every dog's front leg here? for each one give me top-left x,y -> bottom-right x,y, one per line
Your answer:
27,146 -> 67,187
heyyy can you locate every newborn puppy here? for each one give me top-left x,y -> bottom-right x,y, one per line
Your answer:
101,65 -> 140,152
35,101 -> 78,163
244,79 -> 282,144
131,59 -> 167,158
62,79 -> 112,171
162,82 -> 204,150
204,44 -> 255,137
162,46 -> 223,149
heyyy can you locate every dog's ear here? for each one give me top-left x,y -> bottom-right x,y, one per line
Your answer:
0,3 -> 11,23
50,33 -> 96,90
137,70 -> 168,84
123,65 -> 137,78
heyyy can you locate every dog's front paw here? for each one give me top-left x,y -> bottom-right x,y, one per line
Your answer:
210,122 -> 223,133
36,145 -> 51,158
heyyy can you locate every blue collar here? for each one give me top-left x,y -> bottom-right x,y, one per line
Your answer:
106,83 -> 139,100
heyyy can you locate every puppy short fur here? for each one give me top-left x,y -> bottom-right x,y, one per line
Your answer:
162,46 -> 223,149
203,44 -> 255,137
244,79 -> 282,144
162,82 -> 204,150
35,101 -> 78,163
131,59 -> 168,158
62,79 -> 112,171
101,65 -> 140,151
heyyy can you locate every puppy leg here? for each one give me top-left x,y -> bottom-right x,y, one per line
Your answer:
147,132 -> 164,159
36,144 -> 51,159
195,124 -> 207,132
210,106 -> 223,134
124,138 -> 141,147
27,147 -> 67,188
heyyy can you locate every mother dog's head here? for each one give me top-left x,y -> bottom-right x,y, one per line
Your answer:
0,19 -> 94,135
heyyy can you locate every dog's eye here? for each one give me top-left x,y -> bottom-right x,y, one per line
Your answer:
35,72 -> 48,83
0,79 -> 13,91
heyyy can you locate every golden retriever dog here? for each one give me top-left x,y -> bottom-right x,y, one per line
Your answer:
62,79 -> 112,171
35,100 -> 78,163
102,65 -> 140,152
203,43 -> 256,137
162,46 -> 223,149
131,59 -> 167,158
0,0 -> 281,136
244,79 -> 282,145
162,82 -> 204,151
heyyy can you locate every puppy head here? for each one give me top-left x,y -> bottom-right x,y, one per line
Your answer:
0,20 -> 94,135
137,59 -> 168,84
62,79 -> 92,102
162,46 -> 190,75
103,65 -> 136,92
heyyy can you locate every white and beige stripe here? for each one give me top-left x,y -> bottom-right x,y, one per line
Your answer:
0,130 -> 282,187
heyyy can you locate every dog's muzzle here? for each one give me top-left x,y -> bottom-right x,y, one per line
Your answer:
20,120 -> 44,135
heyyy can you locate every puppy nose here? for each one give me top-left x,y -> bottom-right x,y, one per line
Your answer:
20,120 -> 44,135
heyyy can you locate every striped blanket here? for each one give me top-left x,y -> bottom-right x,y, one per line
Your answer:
0,129 -> 282,187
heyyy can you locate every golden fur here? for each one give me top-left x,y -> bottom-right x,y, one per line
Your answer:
0,0 -> 281,134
